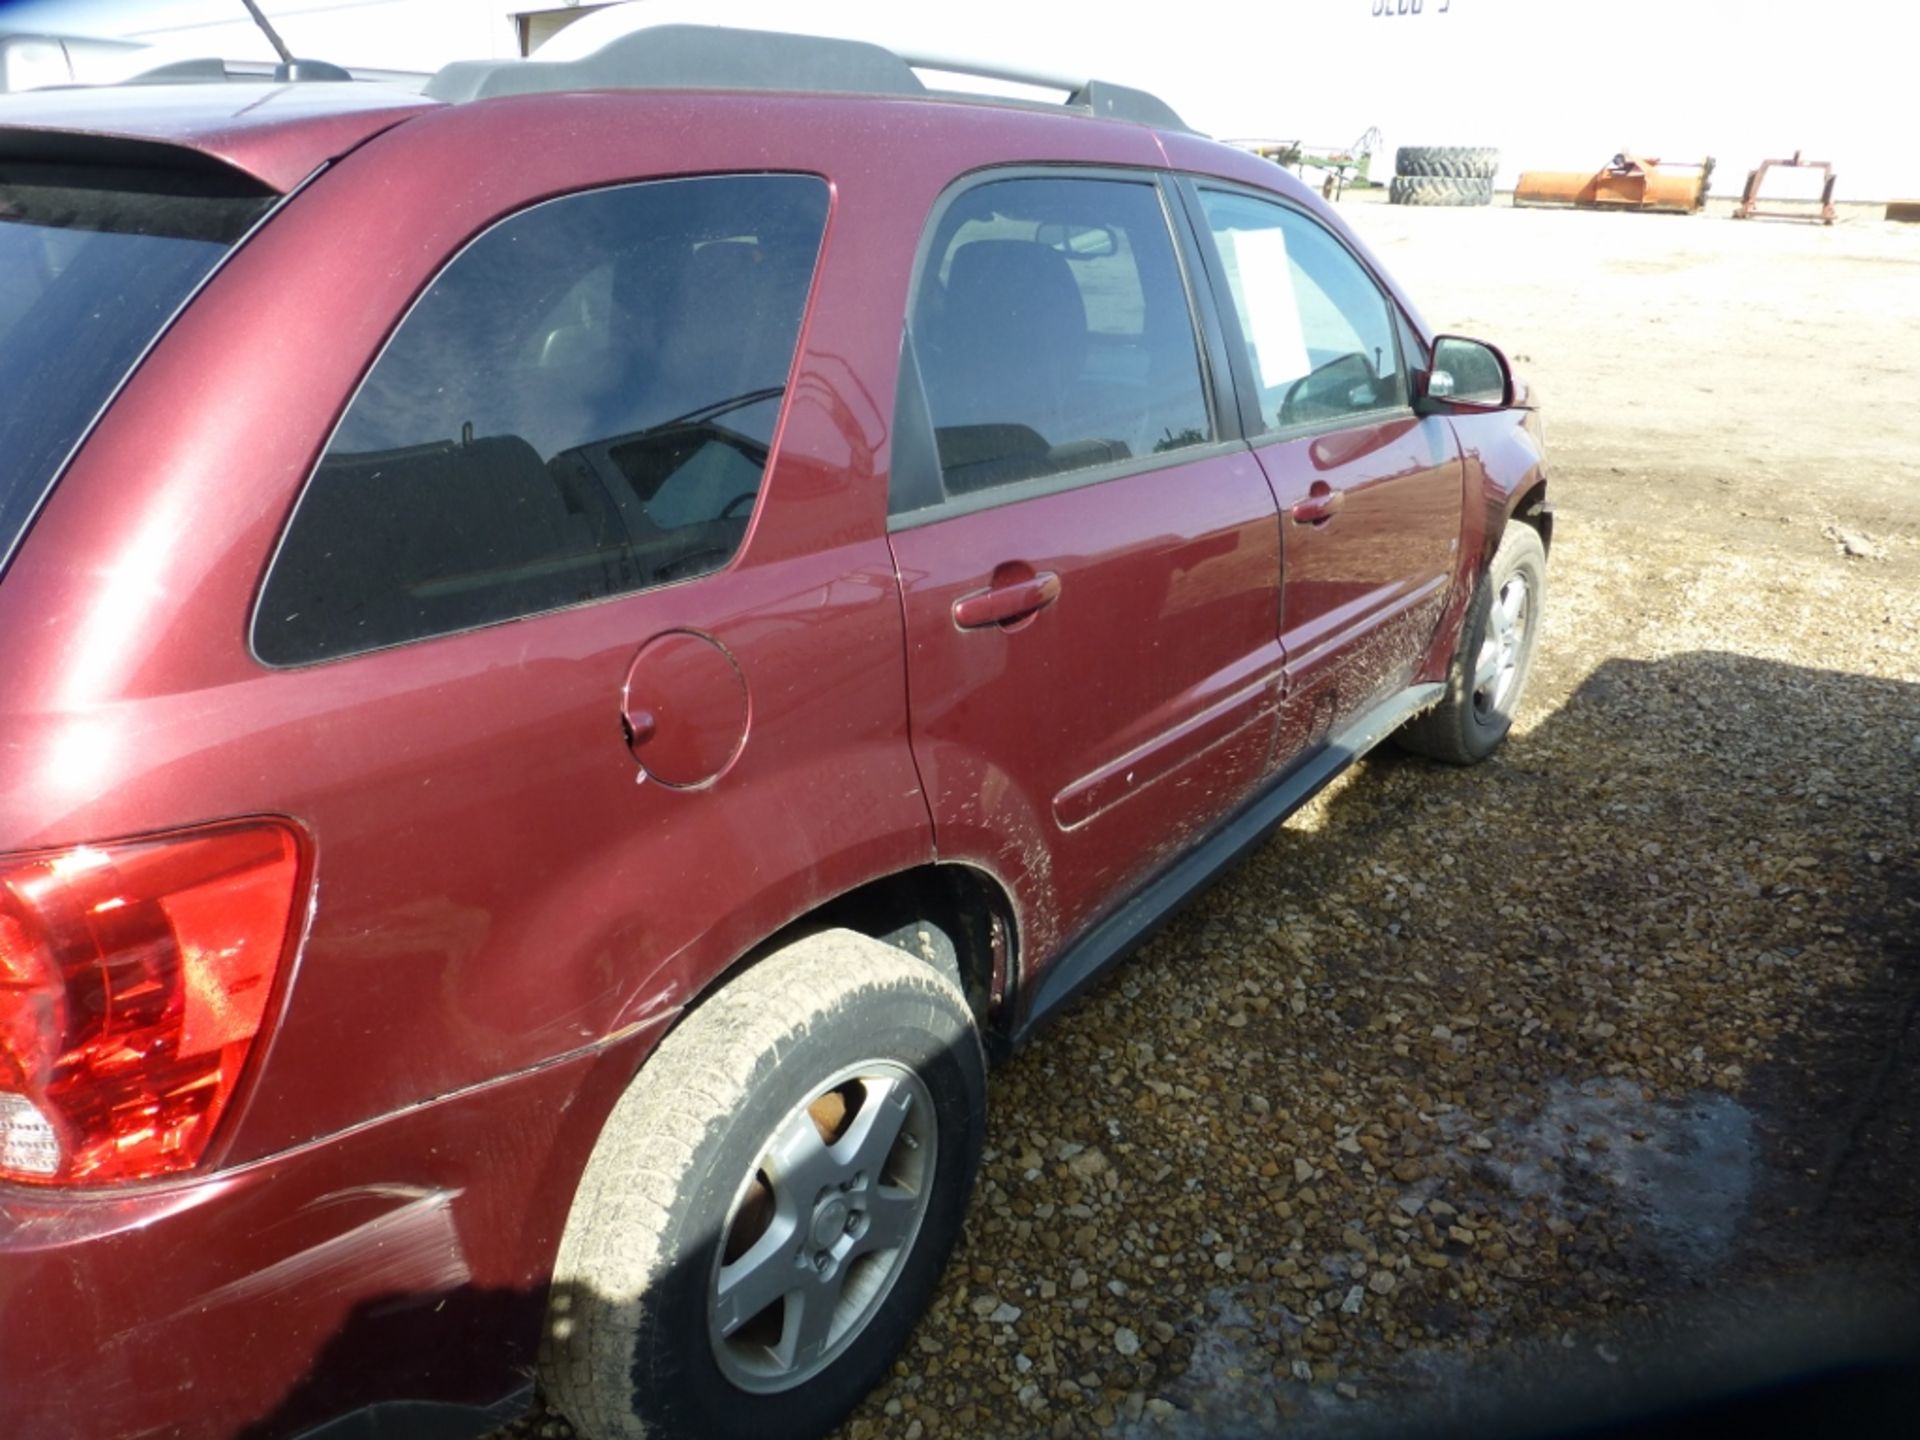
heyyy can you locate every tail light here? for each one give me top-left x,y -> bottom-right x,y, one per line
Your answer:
0,820 -> 305,1187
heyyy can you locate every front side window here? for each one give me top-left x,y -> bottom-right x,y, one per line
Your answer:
1198,190 -> 1406,434
911,175 -> 1212,497
256,174 -> 829,665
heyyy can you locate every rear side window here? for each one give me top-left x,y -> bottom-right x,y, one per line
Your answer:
911,175 -> 1211,497
1197,189 -> 1407,434
0,162 -> 268,573
255,174 -> 829,665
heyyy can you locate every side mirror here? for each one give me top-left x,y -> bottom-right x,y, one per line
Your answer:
1037,222 -> 1120,259
1415,335 -> 1514,414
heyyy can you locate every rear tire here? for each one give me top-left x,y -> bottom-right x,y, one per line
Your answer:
1396,523 -> 1546,765
540,930 -> 987,1440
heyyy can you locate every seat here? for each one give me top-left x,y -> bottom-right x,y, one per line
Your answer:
923,239 -> 1106,490
930,239 -> 1089,426
262,433 -> 594,660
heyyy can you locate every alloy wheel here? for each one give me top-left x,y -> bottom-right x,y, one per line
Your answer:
707,1060 -> 938,1393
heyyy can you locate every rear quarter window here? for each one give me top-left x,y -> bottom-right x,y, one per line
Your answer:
254,174 -> 830,666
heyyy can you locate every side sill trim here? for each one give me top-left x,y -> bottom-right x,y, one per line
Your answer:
1012,681 -> 1444,1043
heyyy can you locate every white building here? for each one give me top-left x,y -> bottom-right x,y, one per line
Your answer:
3,0 -> 1905,200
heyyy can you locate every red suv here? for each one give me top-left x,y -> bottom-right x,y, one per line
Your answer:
0,25 -> 1548,1440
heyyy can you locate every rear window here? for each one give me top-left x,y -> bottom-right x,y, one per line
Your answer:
0,161 -> 269,571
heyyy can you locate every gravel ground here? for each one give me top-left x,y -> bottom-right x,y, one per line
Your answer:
499,194 -> 1920,1439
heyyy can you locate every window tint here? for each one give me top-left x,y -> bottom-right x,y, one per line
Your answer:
256,175 -> 828,665
1198,190 -> 1406,434
0,163 -> 269,574
912,177 -> 1211,497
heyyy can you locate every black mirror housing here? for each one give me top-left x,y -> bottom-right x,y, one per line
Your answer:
1415,334 -> 1514,414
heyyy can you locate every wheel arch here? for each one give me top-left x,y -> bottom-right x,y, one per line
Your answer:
1505,476 -> 1552,556
670,862 -> 1022,1058
1479,468 -> 1550,571
501,862 -> 1022,1393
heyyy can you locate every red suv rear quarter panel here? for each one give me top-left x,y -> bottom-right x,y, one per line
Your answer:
0,88 -> 1542,1438
4,91 -> 958,1157
0,93 -> 1197,1436
0,90 -> 949,1437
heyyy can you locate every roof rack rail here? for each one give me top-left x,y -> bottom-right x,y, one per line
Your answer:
423,23 -> 1191,133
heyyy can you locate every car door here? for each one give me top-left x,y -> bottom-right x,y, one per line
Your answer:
1184,183 -> 1464,733
886,170 -> 1285,963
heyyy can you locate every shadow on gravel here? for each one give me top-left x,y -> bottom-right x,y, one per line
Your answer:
244,652 -> 1917,1440
1180,649 -> 1920,1438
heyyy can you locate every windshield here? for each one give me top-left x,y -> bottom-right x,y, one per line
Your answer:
0,161 -> 270,571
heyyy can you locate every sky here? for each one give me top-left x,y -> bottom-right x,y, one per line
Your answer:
0,0 -> 1907,198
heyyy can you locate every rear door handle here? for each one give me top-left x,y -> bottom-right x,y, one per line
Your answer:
1290,482 -> 1345,526
953,571 -> 1062,629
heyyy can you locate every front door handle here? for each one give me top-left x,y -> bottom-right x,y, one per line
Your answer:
953,570 -> 1062,629
1291,482 -> 1345,526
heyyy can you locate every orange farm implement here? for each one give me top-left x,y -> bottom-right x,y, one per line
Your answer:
1513,152 -> 1714,215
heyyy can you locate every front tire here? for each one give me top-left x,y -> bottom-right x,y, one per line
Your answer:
1397,522 -> 1546,764
540,930 -> 987,1440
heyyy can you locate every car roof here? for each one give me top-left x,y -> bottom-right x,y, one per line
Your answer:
0,23 -> 1227,195
0,79 -> 1319,242
0,80 -> 1200,196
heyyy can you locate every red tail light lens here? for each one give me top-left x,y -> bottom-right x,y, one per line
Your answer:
0,820 -> 305,1186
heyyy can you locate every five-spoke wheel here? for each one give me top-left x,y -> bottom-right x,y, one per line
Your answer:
1398,521 -> 1547,764
1472,570 -> 1532,722
710,1062 -> 938,1391
540,930 -> 985,1440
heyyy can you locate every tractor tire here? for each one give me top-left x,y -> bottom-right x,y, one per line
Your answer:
1390,175 -> 1495,207
1395,146 -> 1501,180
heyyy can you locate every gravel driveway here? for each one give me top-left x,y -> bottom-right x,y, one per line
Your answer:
501,194 -> 1920,1439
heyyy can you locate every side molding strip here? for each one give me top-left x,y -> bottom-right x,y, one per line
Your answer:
1013,682 -> 1445,1043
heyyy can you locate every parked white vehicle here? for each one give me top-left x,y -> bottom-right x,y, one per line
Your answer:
0,31 -> 145,91
0,26 -> 424,91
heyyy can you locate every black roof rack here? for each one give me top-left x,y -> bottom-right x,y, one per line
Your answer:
423,23 -> 1192,133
